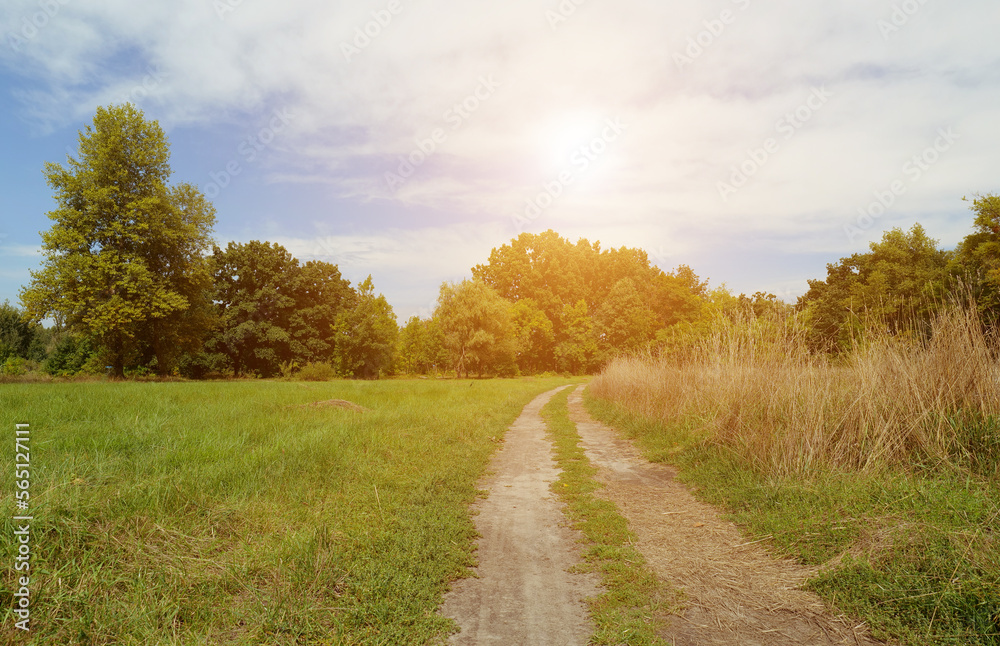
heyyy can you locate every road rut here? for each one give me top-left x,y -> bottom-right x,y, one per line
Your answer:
440,386 -> 600,645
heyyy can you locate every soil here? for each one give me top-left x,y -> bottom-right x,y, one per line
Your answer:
439,386 -> 600,645
566,384 -> 889,646
439,384 -> 891,645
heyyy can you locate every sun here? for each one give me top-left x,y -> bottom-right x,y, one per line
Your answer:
538,111 -> 603,168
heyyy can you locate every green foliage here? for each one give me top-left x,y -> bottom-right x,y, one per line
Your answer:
20,104 -> 216,377
331,276 -> 398,379
1,356 -> 28,376
510,298 -> 555,374
208,240 -> 299,377
799,224 -> 951,352
43,334 -> 95,375
594,277 -> 657,353
395,316 -> 447,375
434,279 -> 516,378
208,241 -> 370,378
555,300 -> 600,374
289,260 -> 355,363
295,361 -> 337,381
952,193 -> 1000,316
0,300 -> 40,362
472,230 -> 707,373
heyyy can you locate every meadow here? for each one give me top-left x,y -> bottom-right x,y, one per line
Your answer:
0,377 -> 569,645
588,307 -> 1000,645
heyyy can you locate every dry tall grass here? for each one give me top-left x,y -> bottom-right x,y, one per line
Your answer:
591,306 -> 1000,476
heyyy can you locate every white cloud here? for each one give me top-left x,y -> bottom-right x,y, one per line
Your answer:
0,244 -> 42,258
2,0 -> 998,304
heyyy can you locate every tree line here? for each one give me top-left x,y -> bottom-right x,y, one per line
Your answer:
4,103 -> 999,379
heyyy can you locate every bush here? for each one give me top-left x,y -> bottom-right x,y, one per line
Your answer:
43,335 -> 95,375
176,352 -> 233,379
296,362 -> 337,382
1,357 -> 28,376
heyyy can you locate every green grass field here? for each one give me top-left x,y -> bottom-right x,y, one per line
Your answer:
0,378 -> 570,645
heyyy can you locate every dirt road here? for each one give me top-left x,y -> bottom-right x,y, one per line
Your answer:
439,386 -> 600,645
566,384 -> 885,646
440,384 -> 887,645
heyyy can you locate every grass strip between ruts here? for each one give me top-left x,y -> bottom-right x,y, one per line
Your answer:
540,386 -> 681,646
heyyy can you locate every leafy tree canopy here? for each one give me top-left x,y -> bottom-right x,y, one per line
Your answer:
20,103 -> 216,376
798,224 -> 951,352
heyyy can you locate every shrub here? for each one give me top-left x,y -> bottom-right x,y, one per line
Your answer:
296,362 -> 337,382
1,357 -> 28,376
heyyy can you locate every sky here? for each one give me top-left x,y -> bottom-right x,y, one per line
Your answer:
0,0 -> 998,320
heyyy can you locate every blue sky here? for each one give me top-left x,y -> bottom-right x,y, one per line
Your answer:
1,0 -> 998,320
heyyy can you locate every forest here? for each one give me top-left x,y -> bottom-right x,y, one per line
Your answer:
3,103 -> 1000,382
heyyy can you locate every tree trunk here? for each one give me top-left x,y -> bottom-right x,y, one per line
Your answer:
112,333 -> 125,379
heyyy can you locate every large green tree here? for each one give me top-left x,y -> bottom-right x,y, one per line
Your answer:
208,241 -> 300,377
289,260 -> 354,364
951,193 -> 1000,316
331,276 -> 398,379
471,230 -> 707,371
395,316 -> 447,375
510,298 -> 555,374
435,279 -> 516,378
554,299 -> 599,374
20,104 -> 216,377
799,224 -> 951,352
594,277 -> 658,353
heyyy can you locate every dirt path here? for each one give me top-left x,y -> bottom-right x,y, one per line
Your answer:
440,386 -> 601,645
566,385 -> 886,646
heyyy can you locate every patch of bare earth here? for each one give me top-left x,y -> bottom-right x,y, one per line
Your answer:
567,385 -> 889,646
440,386 -> 601,645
